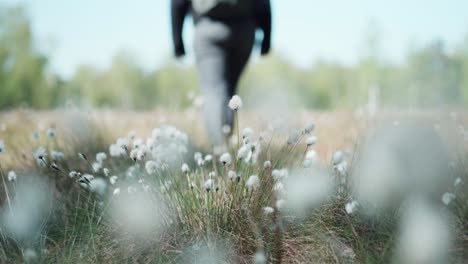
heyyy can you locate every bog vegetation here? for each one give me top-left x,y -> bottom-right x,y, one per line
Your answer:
0,101 -> 467,263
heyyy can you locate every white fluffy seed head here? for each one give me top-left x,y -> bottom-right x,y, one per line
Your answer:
228,95 -> 243,110
145,160 -> 159,175
332,150 -> 344,165
181,163 -> 190,174
306,136 -> 318,146
345,200 -> 359,214
8,171 -> 17,182
109,175 -> 118,185
441,192 -> 455,206
204,154 -> 213,162
263,206 -> 274,215
237,144 -> 252,162
263,160 -> 272,169
222,125 -> 231,135
96,152 -> 107,163
204,179 -> 214,191
303,123 -> 315,134
228,170 -> 239,181
246,175 -> 260,191
219,152 -> 232,165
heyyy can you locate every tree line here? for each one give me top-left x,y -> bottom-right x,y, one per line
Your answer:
1,6 -> 468,110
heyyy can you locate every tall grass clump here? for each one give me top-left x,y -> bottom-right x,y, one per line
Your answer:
0,105 -> 467,263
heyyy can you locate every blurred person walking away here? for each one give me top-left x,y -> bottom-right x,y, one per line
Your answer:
171,0 -> 271,150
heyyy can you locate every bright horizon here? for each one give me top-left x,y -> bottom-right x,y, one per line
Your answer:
3,0 -> 468,78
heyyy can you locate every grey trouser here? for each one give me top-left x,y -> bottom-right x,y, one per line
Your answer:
194,17 -> 255,145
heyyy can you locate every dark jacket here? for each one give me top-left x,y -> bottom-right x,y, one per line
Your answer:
171,0 -> 272,57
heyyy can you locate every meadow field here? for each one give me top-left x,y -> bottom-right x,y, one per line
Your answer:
0,106 -> 467,263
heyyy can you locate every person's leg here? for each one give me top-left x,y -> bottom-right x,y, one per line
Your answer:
224,20 -> 256,131
194,19 -> 231,146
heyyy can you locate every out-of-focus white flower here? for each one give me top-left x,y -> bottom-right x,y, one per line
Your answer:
96,152 -> 107,163
78,173 -> 95,188
0,140 -> 5,154
126,166 -> 138,179
116,137 -> 130,150
164,180 -> 173,190
136,145 -> 148,160
345,200 -> 359,214
89,178 -> 107,196
194,152 -> 203,162
284,168 -> 332,213
254,249 -> 267,264
352,123 -> 451,210
305,150 -> 318,161
272,168 -> 288,181
103,168 -> 110,177
219,152 -> 232,165
181,163 -> 190,174
242,127 -> 254,140
263,206 -> 274,215
228,170 -> 240,181
454,177 -> 462,187
222,125 -> 231,135
441,192 -> 456,206
23,249 -> 37,263
146,160 -> 159,174
109,144 -> 124,157
303,159 -> 313,168
50,150 -> 64,161
113,188 -> 121,195
33,147 -> 47,166
397,198 -> 451,264
8,171 -> 17,182
334,160 -> 348,176
204,179 -> 214,192
197,158 -> 205,167
228,95 -> 243,110
259,131 -> 269,143
129,148 -> 138,161
287,129 -> 300,145
237,144 -> 252,162
133,138 -> 144,149
151,128 -> 161,139
92,162 -> 102,173
306,136 -> 318,146
252,142 -> 261,164
110,175 -> 118,185
47,128 -> 56,138
303,122 -> 315,134
276,199 -> 286,209
263,160 -> 272,169
332,150 -> 344,165
204,154 -> 213,162
209,171 -> 216,178
246,175 -> 260,191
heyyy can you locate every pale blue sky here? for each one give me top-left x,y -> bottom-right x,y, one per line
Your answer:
3,0 -> 468,78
